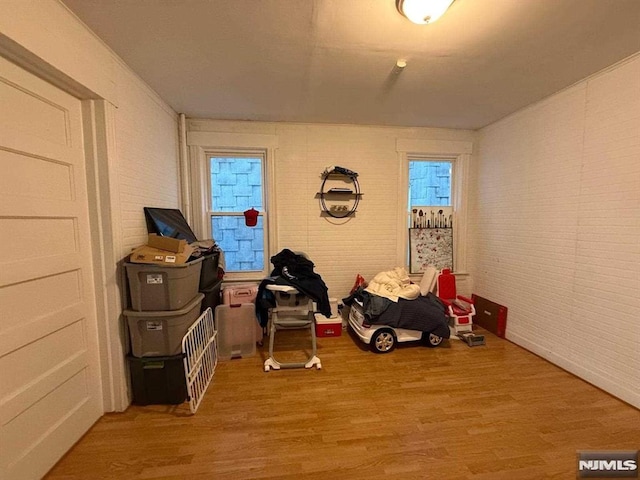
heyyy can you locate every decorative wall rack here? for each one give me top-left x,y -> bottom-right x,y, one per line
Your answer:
317,166 -> 361,218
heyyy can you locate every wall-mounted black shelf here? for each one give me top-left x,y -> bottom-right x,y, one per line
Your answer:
318,169 -> 361,218
320,210 -> 358,218
315,191 -> 363,197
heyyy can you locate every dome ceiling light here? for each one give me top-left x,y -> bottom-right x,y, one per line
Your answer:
396,0 -> 455,25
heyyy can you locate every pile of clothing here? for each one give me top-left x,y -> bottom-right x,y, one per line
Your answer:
256,249 -> 331,327
343,266 -> 449,338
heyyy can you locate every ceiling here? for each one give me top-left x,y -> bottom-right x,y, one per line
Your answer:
61,0 -> 640,130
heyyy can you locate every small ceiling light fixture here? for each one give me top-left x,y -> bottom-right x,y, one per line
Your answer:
392,59 -> 407,75
396,0 -> 455,25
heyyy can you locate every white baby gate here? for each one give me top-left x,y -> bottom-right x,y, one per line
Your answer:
181,307 -> 218,414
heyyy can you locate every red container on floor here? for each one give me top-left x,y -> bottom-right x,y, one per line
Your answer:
314,313 -> 342,337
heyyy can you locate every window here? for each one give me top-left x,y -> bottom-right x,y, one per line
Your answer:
408,159 -> 452,213
407,158 -> 455,272
396,138 -> 472,273
208,152 -> 268,276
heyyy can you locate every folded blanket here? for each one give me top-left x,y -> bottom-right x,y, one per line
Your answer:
364,266 -> 420,302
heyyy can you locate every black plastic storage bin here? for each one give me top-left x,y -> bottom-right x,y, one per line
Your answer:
199,251 -> 220,290
128,355 -> 188,405
200,278 -> 223,314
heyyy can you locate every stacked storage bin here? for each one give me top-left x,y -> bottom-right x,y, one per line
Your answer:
198,250 -> 223,314
123,257 -> 205,405
216,284 -> 261,360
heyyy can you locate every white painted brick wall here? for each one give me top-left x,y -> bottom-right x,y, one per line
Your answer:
188,119 -> 476,302
469,55 -> 640,408
115,71 -> 180,257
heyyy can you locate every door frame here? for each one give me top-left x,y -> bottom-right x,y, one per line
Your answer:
0,39 -> 129,412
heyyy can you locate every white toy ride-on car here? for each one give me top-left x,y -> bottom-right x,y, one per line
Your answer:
348,299 -> 445,353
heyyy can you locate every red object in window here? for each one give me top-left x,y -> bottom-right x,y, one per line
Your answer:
244,208 -> 259,227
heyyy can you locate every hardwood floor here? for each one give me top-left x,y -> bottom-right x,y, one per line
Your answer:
45,325 -> 640,480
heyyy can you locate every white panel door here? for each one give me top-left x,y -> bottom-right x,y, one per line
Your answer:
0,56 -> 102,479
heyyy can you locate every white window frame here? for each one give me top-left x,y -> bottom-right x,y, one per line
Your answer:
187,131 -> 278,281
396,138 -> 472,274
207,150 -> 268,278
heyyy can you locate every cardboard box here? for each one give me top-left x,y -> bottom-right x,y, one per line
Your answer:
129,244 -> 194,265
129,234 -> 193,265
147,233 -> 187,253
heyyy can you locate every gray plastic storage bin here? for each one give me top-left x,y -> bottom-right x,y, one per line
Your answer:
215,304 -> 257,360
125,293 -> 204,357
126,257 -> 204,311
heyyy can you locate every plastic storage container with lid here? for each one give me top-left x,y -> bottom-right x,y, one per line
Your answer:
215,304 -> 257,360
125,256 -> 204,311
200,278 -> 223,314
127,354 -> 188,405
125,293 -> 204,357
198,250 -> 220,290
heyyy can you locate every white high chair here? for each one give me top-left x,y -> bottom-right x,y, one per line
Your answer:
263,284 -> 322,372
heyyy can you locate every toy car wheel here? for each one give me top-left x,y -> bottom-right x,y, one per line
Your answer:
371,329 -> 396,353
424,333 -> 443,348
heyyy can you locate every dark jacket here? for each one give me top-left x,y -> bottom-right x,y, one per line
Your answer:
255,249 -> 331,327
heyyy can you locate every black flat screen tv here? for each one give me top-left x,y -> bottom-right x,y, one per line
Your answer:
144,207 -> 198,243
